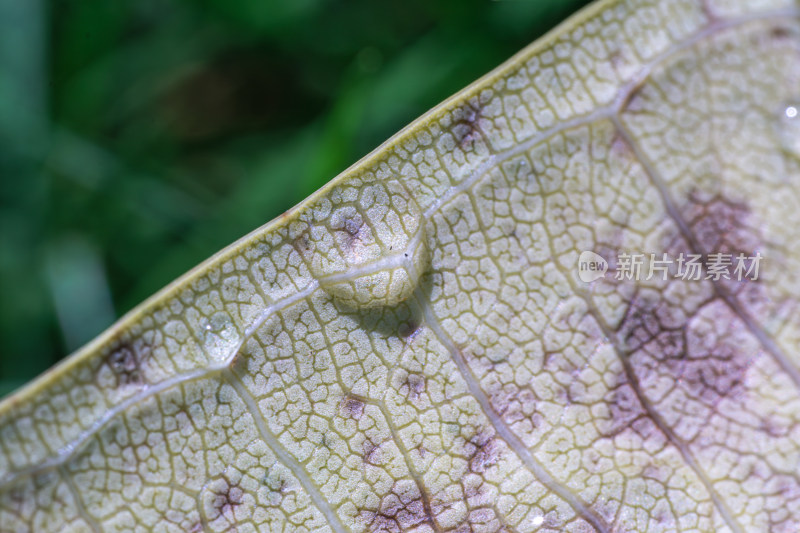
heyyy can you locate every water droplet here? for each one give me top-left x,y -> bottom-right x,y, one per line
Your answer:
778,103 -> 800,159
307,179 -> 429,309
201,312 -> 240,364
205,312 -> 231,332
320,232 -> 428,309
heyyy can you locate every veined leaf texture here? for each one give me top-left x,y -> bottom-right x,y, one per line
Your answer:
3,0 -> 800,531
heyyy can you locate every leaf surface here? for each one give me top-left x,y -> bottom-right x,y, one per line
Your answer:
2,0 -> 800,531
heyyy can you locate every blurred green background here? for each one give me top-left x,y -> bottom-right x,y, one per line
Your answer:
0,0 -> 590,397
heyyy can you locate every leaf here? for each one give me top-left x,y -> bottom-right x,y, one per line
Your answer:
2,0 -> 800,531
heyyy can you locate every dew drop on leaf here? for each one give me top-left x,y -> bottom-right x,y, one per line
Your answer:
304,178 -> 429,309
202,312 -> 240,364
778,103 -> 800,158
204,312 -> 231,333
